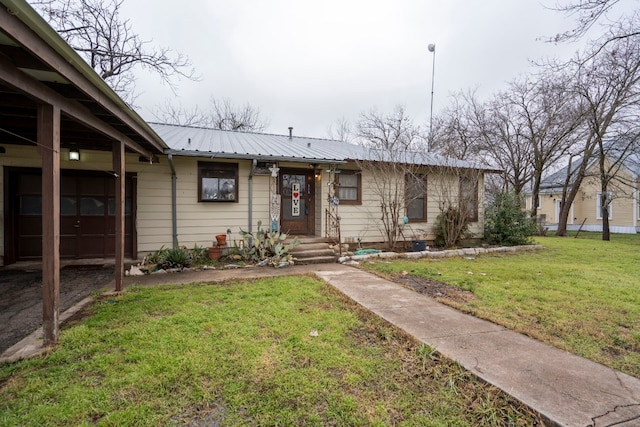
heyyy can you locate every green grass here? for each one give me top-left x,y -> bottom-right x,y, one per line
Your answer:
362,232 -> 640,377
0,276 -> 541,426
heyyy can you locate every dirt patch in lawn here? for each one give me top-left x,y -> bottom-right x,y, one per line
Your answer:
391,273 -> 477,304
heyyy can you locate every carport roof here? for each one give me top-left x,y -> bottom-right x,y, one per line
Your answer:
0,0 -> 167,158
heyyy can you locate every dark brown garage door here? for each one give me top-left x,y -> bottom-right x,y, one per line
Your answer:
7,169 -> 135,261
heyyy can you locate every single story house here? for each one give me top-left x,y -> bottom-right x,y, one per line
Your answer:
0,0 -> 494,345
527,146 -> 640,234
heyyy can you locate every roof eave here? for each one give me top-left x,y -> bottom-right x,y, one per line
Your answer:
164,149 -> 347,164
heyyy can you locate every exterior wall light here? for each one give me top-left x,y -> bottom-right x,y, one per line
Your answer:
69,148 -> 80,161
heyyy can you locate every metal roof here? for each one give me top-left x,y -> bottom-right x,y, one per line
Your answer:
151,123 -> 347,164
152,122 -> 496,170
540,139 -> 640,192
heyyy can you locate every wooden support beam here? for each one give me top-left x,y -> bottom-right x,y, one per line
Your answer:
0,54 -> 154,159
37,103 -> 60,346
113,140 -> 125,292
0,5 -> 165,155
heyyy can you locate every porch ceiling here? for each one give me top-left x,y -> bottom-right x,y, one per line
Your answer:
0,0 -> 166,157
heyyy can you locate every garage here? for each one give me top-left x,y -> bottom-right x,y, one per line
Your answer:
4,168 -> 136,262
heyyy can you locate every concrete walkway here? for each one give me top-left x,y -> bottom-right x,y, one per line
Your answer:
3,263 -> 640,426
314,267 -> 640,427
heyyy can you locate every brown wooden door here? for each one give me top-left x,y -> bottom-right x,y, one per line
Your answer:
12,170 -> 134,260
279,170 -> 315,235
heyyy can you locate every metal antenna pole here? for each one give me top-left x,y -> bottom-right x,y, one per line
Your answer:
428,43 -> 436,151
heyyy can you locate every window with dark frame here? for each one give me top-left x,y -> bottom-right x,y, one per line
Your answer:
198,162 -> 238,202
336,170 -> 361,204
459,175 -> 479,222
405,174 -> 427,221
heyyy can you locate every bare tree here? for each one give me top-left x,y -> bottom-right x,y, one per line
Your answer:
478,92 -> 535,196
548,0 -> 639,45
30,0 -> 198,103
208,98 -> 269,132
354,106 -> 426,249
152,101 -> 209,127
428,164 -> 484,248
556,34 -> 640,239
507,73 -> 584,218
357,106 -> 425,151
431,89 -> 484,161
153,97 -> 269,132
326,117 -> 353,142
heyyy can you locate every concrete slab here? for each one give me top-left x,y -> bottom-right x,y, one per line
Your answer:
314,267 -> 640,427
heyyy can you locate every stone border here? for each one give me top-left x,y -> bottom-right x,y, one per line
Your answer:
339,245 -> 544,264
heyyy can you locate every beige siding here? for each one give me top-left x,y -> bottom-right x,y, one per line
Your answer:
333,165 -> 486,244
0,145 -> 163,260
0,145 -> 493,261
141,157 -> 273,254
536,160 -> 638,232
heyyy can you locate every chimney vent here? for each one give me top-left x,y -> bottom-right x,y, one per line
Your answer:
288,127 -> 293,140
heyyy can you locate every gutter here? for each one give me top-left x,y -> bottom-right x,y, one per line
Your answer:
168,154 -> 178,248
163,149 -> 346,165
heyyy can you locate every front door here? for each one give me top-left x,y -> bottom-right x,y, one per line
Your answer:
279,169 -> 315,235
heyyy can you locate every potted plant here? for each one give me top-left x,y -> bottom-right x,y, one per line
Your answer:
215,234 -> 227,246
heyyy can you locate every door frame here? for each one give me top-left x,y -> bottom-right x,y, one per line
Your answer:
278,168 -> 316,235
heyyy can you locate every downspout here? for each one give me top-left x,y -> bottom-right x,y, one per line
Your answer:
168,154 -> 178,248
249,159 -> 257,233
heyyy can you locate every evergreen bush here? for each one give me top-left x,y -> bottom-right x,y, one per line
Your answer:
484,191 -> 536,246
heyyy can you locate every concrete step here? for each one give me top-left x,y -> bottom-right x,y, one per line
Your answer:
290,248 -> 337,258
290,243 -> 335,252
287,236 -> 338,264
285,236 -> 330,245
293,255 -> 338,265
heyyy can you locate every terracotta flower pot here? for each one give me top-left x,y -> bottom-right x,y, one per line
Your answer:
215,234 -> 227,246
209,246 -> 222,260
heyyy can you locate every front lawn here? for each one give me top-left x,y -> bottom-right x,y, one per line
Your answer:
362,233 -> 640,377
0,276 -> 541,426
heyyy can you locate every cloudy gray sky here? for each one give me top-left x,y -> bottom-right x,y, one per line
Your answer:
121,1 -> 585,138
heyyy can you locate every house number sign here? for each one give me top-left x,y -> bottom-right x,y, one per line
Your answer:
291,182 -> 301,217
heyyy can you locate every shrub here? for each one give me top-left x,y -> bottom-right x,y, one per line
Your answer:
432,206 -> 470,248
484,191 -> 536,246
145,244 -> 209,270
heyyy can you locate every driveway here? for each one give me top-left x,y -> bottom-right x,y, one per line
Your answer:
0,266 -> 115,353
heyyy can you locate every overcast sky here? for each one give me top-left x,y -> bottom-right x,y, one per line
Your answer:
121,1 -> 585,138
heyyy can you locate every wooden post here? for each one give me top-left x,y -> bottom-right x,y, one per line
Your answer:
113,140 -> 125,292
37,103 -> 60,346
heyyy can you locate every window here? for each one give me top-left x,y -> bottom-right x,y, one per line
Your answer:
198,162 -> 238,202
405,174 -> 427,221
596,191 -> 613,219
337,170 -> 361,204
459,175 -> 479,222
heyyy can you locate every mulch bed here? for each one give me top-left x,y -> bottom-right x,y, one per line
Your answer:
391,273 -> 476,304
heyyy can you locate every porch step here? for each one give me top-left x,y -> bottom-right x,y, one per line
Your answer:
286,237 -> 338,265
